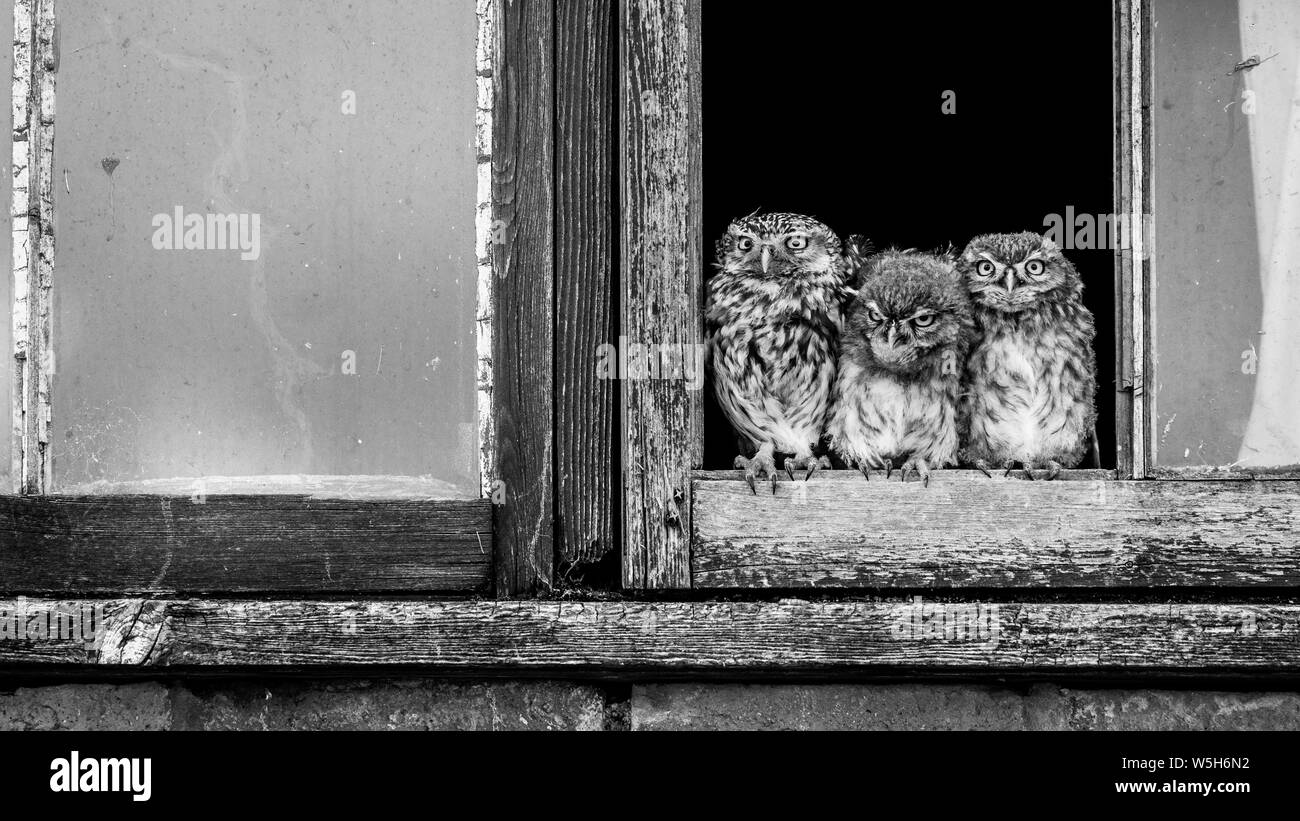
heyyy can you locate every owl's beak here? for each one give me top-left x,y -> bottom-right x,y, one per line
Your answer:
1003,269 -> 1017,292
760,245 -> 774,274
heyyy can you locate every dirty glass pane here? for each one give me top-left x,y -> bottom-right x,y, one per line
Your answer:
52,0 -> 479,495
1151,0 -> 1300,470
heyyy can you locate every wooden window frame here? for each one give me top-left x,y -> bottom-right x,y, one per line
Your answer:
4,0 -> 1300,679
0,1 -> 557,648
1,0 -> 634,673
2,0 -> 516,598
625,0 -> 1300,588
615,0 -> 1300,675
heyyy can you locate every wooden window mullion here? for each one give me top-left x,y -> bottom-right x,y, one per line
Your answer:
11,0 -> 54,495
489,0 -> 556,595
554,0 -> 617,568
620,0 -> 702,590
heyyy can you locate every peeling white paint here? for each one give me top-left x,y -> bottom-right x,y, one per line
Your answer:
475,0 -> 496,499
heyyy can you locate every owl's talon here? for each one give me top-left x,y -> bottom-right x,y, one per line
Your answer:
1008,460 -> 1043,480
901,458 -> 931,488
798,455 -> 830,481
734,454 -> 756,494
973,460 -> 994,479
735,452 -> 779,495
858,464 -> 870,481
782,455 -> 826,483
1041,460 -> 1063,481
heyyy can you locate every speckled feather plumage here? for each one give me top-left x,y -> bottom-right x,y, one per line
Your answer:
828,251 -> 975,477
706,213 -> 858,466
957,232 -> 1097,470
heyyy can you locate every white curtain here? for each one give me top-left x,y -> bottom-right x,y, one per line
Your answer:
1238,0 -> 1300,466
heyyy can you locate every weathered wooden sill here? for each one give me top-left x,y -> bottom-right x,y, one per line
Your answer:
692,471 -> 1300,589
54,475 -> 476,500
0,495 -> 493,595
1,598 -> 1296,676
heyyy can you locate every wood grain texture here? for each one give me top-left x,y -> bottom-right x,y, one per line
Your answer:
621,0 -> 703,589
10,0 -> 31,489
555,0 -> 615,565
10,0 -> 54,494
1126,0 -> 1153,479
475,0 -> 497,498
1113,0 -> 1136,479
692,472 -> 1300,588
1147,465 -> 1300,481
2,598 -> 1296,674
54,474 -> 475,499
0,496 -> 492,594
491,0 -> 555,594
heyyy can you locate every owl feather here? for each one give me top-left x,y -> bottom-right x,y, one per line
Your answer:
828,250 -> 975,486
706,212 -> 859,492
956,232 -> 1097,479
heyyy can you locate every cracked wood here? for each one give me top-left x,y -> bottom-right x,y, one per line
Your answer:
11,0 -> 55,493
490,0 -> 555,594
621,0 -> 703,588
555,0 -> 615,565
0,496 -> 492,594
1,598 -> 1297,674
692,471 -> 1300,588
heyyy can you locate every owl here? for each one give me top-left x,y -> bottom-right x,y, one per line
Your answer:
706,212 -> 860,493
828,250 -> 975,486
957,232 -> 1097,479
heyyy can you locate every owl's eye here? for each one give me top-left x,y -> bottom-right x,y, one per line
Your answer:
786,235 -> 808,251
913,313 -> 936,328
976,260 -> 997,277
1025,259 -> 1045,276
866,307 -> 884,323
737,237 -> 755,251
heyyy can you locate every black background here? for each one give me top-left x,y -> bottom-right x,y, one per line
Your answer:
0,730 -> 1279,810
702,1 -> 1116,469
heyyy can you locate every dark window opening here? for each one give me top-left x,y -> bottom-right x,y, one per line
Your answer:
701,1 -> 1117,472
